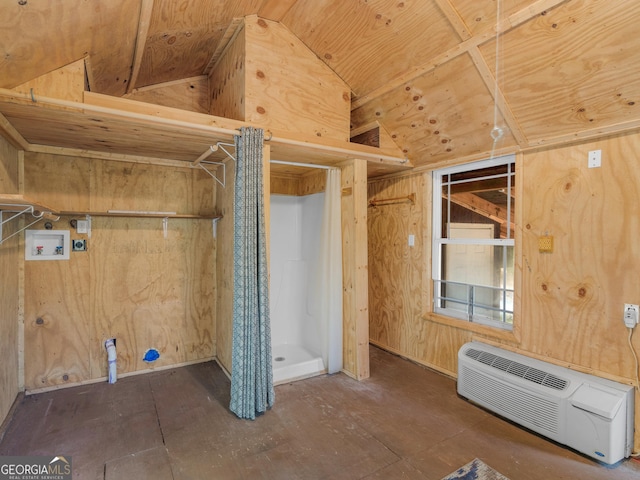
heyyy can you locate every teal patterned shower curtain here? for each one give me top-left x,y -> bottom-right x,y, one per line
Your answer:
229,126 -> 275,420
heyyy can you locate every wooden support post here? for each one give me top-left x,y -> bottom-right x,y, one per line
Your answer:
340,158 -> 370,380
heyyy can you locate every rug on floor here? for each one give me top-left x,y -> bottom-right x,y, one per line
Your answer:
441,458 -> 510,480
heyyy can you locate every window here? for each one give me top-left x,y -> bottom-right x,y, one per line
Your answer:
432,155 -> 515,330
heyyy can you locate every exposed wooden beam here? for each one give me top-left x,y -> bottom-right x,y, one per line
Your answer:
125,75 -> 208,95
127,0 -> 155,94
0,111 -> 30,150
27,144 -> 200,169
434,0 -> 472,41
449,191 -> 515,238
467,46 -> 528,147
203,18 -> 244,76
351,0 -> 570,111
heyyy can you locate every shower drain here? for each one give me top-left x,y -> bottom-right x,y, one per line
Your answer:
274,356 -> 285,362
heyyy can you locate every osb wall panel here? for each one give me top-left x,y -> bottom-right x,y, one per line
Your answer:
124,77 -> 210,114
0,137 -> 20,424
22,153 -> 216,390
209,24 -> 246,121
341,159 -> 369,380
244,15 -> 351,142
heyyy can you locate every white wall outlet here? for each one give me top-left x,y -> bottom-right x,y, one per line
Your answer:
408,234 -> 415,247
588,149 -> 601,168
623,303 -> 639,328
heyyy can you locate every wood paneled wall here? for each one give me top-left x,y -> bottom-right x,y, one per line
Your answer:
21,152 -> 216,391
12,59 -> 85,103
0,137 -> 20,425
124,76 -> 210,114
210,15 -> 351,142
368,130 -> 640,448
271,169 -> 327,197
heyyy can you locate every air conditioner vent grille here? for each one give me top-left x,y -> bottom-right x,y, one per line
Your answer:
465,348 -> 568,391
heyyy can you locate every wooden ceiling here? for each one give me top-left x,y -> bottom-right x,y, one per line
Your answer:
1,0 -> 640,174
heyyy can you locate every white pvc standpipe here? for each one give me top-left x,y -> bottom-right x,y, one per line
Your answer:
105,339 -> 117,384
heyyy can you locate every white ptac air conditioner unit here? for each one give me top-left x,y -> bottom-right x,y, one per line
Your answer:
458,342 -> 634,465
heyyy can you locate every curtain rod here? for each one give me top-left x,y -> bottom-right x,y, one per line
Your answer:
270,160 -> 333,170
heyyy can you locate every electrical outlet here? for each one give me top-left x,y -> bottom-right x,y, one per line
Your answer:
623,303 -> 639,328
72,239 -> 87,252
588,149 -> 602,168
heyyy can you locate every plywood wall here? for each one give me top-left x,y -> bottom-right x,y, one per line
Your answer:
11,59 -> 85,103
209,23 -> 247,121
0,137 -> 20,425
210,15 -> 351,142
22,152 -> 216,391
271,169 -> 326,196
124,76 -> 210,114
367,130 -> 640,447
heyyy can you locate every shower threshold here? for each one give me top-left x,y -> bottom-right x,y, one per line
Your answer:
272,344 -> 325,385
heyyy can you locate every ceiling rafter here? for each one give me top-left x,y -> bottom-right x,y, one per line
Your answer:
449,191 -> 515,238
467,47 -> 528,147
127,0 -> 155,94
434,0 -> 472,41
203,18 -> 244,76
0,111 -> 29,150
351,0 -> 570,111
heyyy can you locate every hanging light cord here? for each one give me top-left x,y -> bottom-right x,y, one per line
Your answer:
490,0 -> 504,159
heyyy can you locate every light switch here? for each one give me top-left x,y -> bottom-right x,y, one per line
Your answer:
408,234 -> 415,247
76,220 -> 89,234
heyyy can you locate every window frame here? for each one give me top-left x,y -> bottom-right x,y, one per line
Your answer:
431,154 -> 516,331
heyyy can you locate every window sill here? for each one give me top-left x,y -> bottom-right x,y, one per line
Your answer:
422,312 -> 519,343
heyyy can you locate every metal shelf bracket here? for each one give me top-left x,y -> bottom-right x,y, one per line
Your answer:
0,203 -> 60,245
190,143 -> 236,188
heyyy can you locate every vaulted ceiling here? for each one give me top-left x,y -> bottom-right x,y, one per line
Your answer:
1,0 -> 639,172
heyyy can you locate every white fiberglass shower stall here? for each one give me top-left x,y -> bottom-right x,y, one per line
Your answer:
269,167 -> 342,384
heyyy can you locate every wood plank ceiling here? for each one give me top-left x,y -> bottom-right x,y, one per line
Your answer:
1,0 -> 640,172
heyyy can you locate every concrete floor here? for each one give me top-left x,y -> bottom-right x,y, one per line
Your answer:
1,346 -> 639,479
